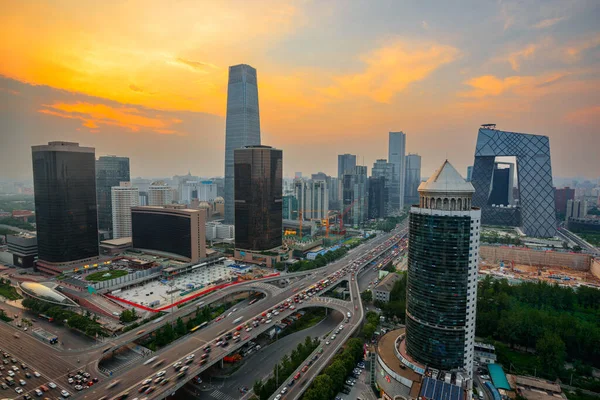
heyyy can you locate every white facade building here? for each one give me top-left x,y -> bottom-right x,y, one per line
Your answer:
180,181 -> 218,205
148,181 -> 173,206
111,182 -> 139,239
294,179 -> 329,221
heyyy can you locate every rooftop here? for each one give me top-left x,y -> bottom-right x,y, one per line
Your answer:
374,272 -> 400,292
488,364 -> 511,390
100,237 -> 133,246
418,160 -> 474,194
377,329 -> 423,395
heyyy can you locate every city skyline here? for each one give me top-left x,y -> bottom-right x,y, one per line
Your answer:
1,1 -> 599,181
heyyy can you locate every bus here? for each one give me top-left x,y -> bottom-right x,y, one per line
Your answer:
38,314 -> 54,322
190,322 -> 208,332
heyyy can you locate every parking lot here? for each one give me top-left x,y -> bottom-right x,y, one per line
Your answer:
117,263 -> 233,308
334,361 -> 377,400
0,347 -> 75,399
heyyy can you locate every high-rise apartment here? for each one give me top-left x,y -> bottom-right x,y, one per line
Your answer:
224,64 -> 261,224
148,181 -> 173,206
405,160 -> 480,374
294,179 -> 329,221
338,154 -> 357,180
234,145 -> 282,251
96,155 -> 130,236
566,199 -> 588,221
111,182 -> 139,239
389,132 -> 406,212
32,142 -> 99,274
404,153 -> 421,206
555,187 -> 575,215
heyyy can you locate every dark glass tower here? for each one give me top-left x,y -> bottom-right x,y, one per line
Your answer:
234,145 -> 282,251
96,155 -> 130,236
32,142 -> 99,266
224,64 -> 261,224
406,160 -> 480,374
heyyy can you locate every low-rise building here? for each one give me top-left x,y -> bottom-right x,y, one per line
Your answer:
6,233 -> 37,268
373,273 -> 400,302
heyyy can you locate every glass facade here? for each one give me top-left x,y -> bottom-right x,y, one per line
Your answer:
472,127 -> 556,237
32,145 -> 99,263
234,146 -> 282,251
368,176 -> 386,219
96,156 -> 130,234
131,211 -> 192,258
406,212 -> 471,370
224,64 -> 261,224
404,154 -> 421,206
388,131 -> 406,211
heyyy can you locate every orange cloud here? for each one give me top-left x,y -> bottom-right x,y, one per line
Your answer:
320,40 -> 460,103
507,44 -> 538,71
38,102 -> 183,135
564,105 -> 600,126
460,75 -> 524,98
565,34 -> 600,61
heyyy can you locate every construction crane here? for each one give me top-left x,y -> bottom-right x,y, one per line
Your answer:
298,209 -> 329,239
331,200 -> 358,236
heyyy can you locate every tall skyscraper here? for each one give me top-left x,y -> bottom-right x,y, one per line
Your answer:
388,132 -> 406,212
368,176 -> 386,219
342,166 -> 368,227
338,154 -> 357,180
96,155 -> 130,236
372,159 -> 394,216
554,187 -> 575,215
32,142 -> 99,274
148,181 -> 173,206
404,153 -> 422,206
111,182 -> 139,239
294,179 -> 329,221
224,64 -> 261,224
234,145 -> 282,251
471,126 -> 556,237
405,160 -> 479,374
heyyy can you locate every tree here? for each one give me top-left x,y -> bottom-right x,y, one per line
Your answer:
361,290 -> 373,303
175,317 -> 186,336
362,323 -> 376,339
536,332 -> 566,374
573,245 -> 582,252
304,375 -> 334,400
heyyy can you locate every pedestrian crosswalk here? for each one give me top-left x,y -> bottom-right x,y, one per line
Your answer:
209,389 -> 238,400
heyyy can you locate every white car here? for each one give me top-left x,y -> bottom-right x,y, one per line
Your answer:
61,389 -> 71,397
326,341 -> 331,345
35,389 -> 43,396
48,382 -> 57,389
265,319 -> 272,324
156,370 -> 166,377
186,354 -> 195,360
8,370 -> 14,377
15,387 -> 23,394
142,378 -> 152,385
67,377 -> 74,384
33,371 -> 41,377
19,379 -> 26,386
275,395 -> 282,400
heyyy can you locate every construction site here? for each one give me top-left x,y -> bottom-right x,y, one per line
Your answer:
479,245 -> 600,288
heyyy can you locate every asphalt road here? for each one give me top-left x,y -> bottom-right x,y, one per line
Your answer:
202,311 -> 344,400
96,229 -> 403,399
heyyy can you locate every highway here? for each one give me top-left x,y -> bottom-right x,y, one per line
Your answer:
91,227 -> 406,399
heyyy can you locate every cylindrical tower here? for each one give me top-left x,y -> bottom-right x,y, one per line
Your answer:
405,160 -> 480,374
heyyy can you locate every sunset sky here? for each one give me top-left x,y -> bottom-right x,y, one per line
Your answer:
1,0 -> 599,181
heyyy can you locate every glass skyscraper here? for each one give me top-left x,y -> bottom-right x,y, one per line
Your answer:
224,64 -> 261,224
234,145 -> 282,251
96,155 -> 130,236
32,142 -> 99,270
404,153 -> 421,206
406,160 -> 480,374
388,131 -> 406,212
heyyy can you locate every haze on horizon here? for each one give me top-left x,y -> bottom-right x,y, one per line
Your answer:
0,0 -> 599,181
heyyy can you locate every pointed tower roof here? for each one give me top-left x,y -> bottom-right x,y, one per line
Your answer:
418,160 -> 474,194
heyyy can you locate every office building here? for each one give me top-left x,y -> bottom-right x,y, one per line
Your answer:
368,176 -> 387,219
224,64 -> 262,224
96,155 -> 130,236
555,187 -> 575,215
283,194 -> 299,220
131,205 -> 206,263
32,141 -> 99,274
389,132 -> 406,212
206,221 -> 235,241
234,145 -> 282,251
404,154 -> 422,206
372,159 -> 394,216
488,163 -> 514,206
406,160 -> 480,374
148,181 -> 173,206
373,273 -> 400,303
6,233 -> 37,268
111,182 -> 139,239
180,180 -> 218,205
294,179 -> 329,221
338,154 -> 357,180
343,165 -> 368,227
471,126 -> 556,237
565,199 -> 588,221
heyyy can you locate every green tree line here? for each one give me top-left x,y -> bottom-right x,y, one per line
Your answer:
253,336 -> 320,400
477,276 -> 600,378
302,338 -> 364,400
22,298 -> 106,337
0,217 -> 35,231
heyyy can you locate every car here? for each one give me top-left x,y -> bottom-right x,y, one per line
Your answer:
302,365 -> 309,373
142,378 -> 152,386
345,379 -> 354,386
281,387 -> 288,394
33,371 -> 40,378
15,387 -> 24,394
145,386 -> 155,394
67,378 -> 73,384
185,358 -> 194,365
11,359 -> 16,364
138,385 -> 149,393
274,395 -> 281,400
2,360 -> 8,365
160,378 -> 170,386
11,366 -> 18,371
92,377 -> 99,383
287,379 -> 295,387
48,382 -> 57,389
24,394 -> 32,400
341,386 -> 351,395
74,385 -> 83,391
180,366 -> 189,373
331,335 -> 336,340
19,379 -> 26,386
201,353 -> 209,360
83,372 -> 90,378
325,341 -> 330,345
156,370 -> 166,377
154,377 -> 163,384
20,364 -> 27,370
185,354 -> 195,361
176,372 -> 186,380
0,383 -> 7,390
107,380 -> 120,389
173,362 -> 183,370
